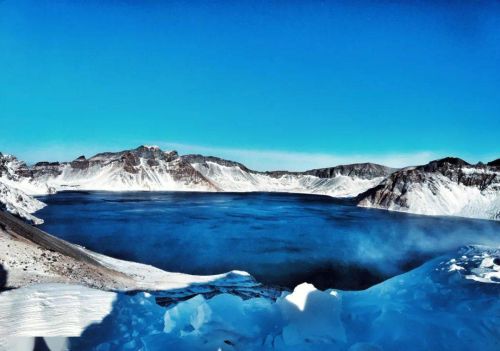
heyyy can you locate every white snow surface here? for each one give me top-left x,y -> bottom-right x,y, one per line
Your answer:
0,284 -> 116,338
0,181 -> 46,224
192,161 -> 384,197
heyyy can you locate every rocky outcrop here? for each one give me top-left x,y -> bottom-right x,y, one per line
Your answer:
358,157 -> 500,220
305,163 -> 396,180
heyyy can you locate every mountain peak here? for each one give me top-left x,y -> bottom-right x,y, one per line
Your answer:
422,157 -> 470,172
487,159 -> 500,167
137,145 -> 161,151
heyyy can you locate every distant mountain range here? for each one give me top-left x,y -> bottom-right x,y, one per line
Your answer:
1,145 -> 498,222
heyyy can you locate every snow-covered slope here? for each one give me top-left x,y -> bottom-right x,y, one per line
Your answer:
358,157 -> 500,220
185,155 -> 394,197
0,153 -> 53,195
0,154 -> 47,223
0,210 -> 261,293
0,181 -> 46,225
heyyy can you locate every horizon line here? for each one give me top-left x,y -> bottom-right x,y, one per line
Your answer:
1,141 -> 498,172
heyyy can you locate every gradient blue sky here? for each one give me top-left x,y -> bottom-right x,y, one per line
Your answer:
1,1 -> 499,170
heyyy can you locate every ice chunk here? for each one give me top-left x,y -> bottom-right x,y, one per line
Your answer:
278,283 -> 346,346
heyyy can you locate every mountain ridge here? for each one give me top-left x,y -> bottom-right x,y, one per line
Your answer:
357,157 -> 499,220
1,146 -> 499,221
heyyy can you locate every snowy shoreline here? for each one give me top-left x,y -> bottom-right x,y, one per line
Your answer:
0,189 -> 499,349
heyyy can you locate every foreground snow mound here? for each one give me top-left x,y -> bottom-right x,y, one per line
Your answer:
150,247 -> 500,351
341,245 -> 500,350
358,157 -> 500,220
156,283 -> 346,350
16,245 -> 492,351
0,181 -> 45,224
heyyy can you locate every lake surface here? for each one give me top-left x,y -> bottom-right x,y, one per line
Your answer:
37,191 -> 499,290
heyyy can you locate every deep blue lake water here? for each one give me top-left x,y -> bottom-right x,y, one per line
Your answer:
37,191 -> 499,290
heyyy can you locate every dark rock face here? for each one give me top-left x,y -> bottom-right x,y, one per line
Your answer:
419,157 -> 497,190
305,163 -> 396,180
357,169 -> 422,209
30,162 -> 63,178
70,157 -> 90,170
488,159 -> 500,168
0,154 -> 31,179
422,157 -> 470,171
120,152 -> 141,174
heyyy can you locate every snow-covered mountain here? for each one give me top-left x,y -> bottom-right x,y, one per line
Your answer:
2,146 -> 499,221
21,146 -> 217,192
0,153 -> 47,224
184,154 -> 394,197
0,146 -> 394,198
358,157 -> 500,220
0,152 -> 53,195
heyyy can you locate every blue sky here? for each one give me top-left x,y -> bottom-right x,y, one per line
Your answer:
1,1 -> 499,170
